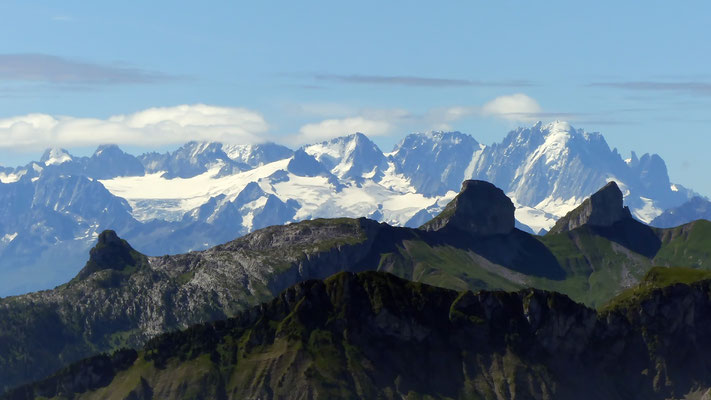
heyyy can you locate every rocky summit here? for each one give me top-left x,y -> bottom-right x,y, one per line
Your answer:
420,180 -> 515,236
74,230 -> 148,281
549,181 -> 632,234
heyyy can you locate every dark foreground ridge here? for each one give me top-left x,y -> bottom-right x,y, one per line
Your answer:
7,270 -> 711,400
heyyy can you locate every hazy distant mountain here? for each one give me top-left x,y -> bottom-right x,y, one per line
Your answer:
0,122 -> 698,295
138,141 -> 250,179
390,130 -> 481,196
651,196 -> 711,227
304,132 -> 389,182
221,142 -> 294,168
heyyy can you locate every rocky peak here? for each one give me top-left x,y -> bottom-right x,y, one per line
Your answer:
420,180 -> 515,236
74,230 -> 147,280
548,181 -> 632,234
88,144 -> 145,179
391,131 -> 481,196
303,132 -> 388,181
92,144 -> 122,157
40,147 -> 73,166
222,142 -> 293,167
287,149 -> 330,177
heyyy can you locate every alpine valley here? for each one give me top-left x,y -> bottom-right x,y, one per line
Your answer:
3,177 -> 711,398
0,121 -> 706,296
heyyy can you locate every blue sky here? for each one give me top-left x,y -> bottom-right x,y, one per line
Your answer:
1,1 -> 710,195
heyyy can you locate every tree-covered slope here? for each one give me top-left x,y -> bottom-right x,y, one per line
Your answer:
10,270 -> 711,400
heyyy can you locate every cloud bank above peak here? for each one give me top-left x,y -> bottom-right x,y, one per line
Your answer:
0,94 -> 554,152
0,104 -> 269,150
291,116 -> 392,144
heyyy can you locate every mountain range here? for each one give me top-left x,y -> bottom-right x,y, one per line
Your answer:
0,121 -> 706,296
1,178 -> 711,394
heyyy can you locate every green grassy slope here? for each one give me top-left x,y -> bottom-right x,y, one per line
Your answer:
601,266 -> 711,312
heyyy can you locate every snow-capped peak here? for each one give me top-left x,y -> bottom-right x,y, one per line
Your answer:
303,133 -> 387,181
535,122 -> 575,166
543,120 -> 573,133
221,142 -> 293,168
185,141 -> 221,158
40,147 -> 73,166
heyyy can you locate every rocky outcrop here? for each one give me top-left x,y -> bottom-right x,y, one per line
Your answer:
420,180 -> 515,236
73,230 -> 148,280
287,149 -> 330,177
549,181 -> 632,234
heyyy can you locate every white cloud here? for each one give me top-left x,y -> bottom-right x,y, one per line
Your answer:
292,116 -> 392,144
481,93 -> 542,121
0,104 -> 268,149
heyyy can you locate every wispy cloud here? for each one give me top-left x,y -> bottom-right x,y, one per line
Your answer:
314,74 -> 533,88
589,81 -> 711,95
0,54 -> 178,85
0,104 -> 268,150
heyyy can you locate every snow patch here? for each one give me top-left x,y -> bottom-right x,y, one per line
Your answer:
631,197 -> 663,224
514,206 -> 558,234
44,148 -> 72,165
530,195 -> 581,219
0,170 -> 27,183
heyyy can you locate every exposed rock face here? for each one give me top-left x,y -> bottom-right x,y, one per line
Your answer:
420,180 -> 515,236
390,131 -> 481,196
549,181 -> 632,234
287,149 -> 330,177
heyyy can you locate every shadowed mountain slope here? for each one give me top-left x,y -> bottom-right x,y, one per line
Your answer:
10,270 -> 711,399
